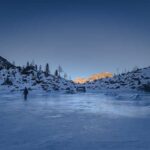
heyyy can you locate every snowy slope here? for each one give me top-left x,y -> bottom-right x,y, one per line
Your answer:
0,67 -> 76,92
0,56 -> 76,92
0,56 -> 15,69
83,67 -> 150,92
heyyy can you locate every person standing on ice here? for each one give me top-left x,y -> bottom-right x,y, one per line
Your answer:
23,87 -> 28,100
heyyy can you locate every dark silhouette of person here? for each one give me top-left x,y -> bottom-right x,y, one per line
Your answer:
24,87 -> 28,100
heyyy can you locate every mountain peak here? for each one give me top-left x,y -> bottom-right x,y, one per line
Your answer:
0,56 -> 15,69
74,72 -> 113,84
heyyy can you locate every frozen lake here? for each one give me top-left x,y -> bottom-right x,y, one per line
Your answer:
0,91 -> 150,150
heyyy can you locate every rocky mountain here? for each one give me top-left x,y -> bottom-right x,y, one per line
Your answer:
74,77 -> 87,84
0,56 -> 76,92
83,67 -> 150,92
1,56 -> 150,93
0,56 -> 15,69
74,72 -> 113,84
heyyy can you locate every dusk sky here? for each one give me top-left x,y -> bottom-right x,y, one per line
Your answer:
0,0 -> 150,79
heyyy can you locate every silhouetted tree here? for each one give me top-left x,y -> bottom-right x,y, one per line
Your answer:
26,61 -> 30,67
35,64 -> 38,71
39,65 -> 42,72
58,65 -> 63,77
30,60 -> 35,66
45,63 -> 50,77
55,69 -> 59,77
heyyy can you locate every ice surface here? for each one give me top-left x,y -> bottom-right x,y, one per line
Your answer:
0,91 -> 150,150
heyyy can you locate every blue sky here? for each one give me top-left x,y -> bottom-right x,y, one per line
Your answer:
0,0 -> 150,79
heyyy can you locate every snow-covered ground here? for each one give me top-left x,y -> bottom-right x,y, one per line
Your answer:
84,67 -> 150,91
0,91 -> 150,150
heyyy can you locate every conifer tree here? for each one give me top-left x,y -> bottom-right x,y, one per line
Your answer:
39,65 -> 42,72
26,61 -> 30,67
45,63 -> 50,77
35,64 -> 38,71
55,69 -> 58,77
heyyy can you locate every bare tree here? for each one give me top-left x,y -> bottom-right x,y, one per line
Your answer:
64,73 -> 68,79
58,65 -> 63,77
39,65 -> 42,72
